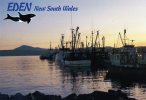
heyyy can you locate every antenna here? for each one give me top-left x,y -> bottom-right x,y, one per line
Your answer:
70,11 -> 74,50
70,11 -> 73,29
90,17 -> 96,34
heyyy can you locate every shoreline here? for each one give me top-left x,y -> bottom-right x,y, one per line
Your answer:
0,90 -> 136,100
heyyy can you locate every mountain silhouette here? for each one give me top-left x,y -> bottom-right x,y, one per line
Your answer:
0,45 -> 47,56
14,45 -> 47,51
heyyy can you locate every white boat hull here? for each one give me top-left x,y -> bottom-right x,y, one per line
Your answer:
55,51 -> 64,61
64,60 -> 91,67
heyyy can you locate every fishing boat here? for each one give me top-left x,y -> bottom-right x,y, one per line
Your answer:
110,29 -> 139,67
108,29 -> 146,76
55,48 -> 91,67
63,50 -> 91,67
90,31 -> 111,67
110,45 -> 138,67
62,27 -> 91,67
137,47 -> 146,65
91,49 -> 111,68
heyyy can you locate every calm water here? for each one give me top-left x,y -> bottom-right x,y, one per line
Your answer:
0,56 -> 146,100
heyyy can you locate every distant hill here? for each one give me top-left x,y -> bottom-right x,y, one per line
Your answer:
0,45 -> 48,56
14,45 -> 47,51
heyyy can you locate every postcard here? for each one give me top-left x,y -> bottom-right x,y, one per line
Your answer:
0,0 -> 146,100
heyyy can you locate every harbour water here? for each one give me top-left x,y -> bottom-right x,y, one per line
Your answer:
0,56 -> 146,100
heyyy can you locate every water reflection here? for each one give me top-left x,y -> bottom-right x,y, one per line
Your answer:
55,62 -> 112,95
0,56 -> 146,100
106,73 -> 146,100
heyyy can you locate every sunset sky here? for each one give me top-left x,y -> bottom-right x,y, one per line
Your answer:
0,0 -> 146,50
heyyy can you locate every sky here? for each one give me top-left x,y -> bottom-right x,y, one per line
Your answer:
0,0 -> 146,50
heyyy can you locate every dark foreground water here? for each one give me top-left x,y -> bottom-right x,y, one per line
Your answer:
0,56 -> 146,100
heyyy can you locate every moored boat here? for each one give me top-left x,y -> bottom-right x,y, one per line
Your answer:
62,26 -> 91,67
110,30 -> 139,67
108,29 -> 146,76
63,51 -> 91,67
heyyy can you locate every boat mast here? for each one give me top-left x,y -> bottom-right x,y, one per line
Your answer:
86,36 -> 88,48
102,36 -> 105,48
50,42 -> 52,50
119,32 -> 124,46
60,34 -> 65,49
124,29 -> 126,46
94,30 -> 99,48
71,29 -> 74,51
91,31 -> 94,48
70,11 -> 74,51
74,26 -> 79,49
76,32 -> 81,48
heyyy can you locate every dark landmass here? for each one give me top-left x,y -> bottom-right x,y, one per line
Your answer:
0,90 -> 135,100
14,45 -> 47,51
136,46 -> 146,53
0,45 -> 146,56
0,45 -> 48,56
